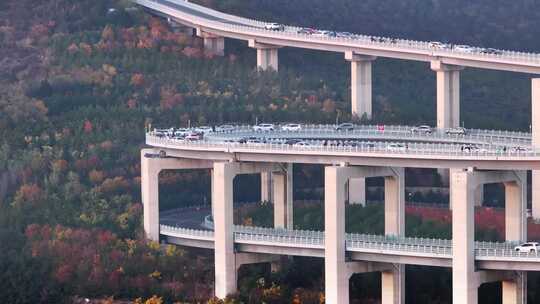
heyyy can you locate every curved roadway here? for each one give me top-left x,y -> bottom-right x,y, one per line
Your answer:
135,0 -> 540,74
146,124 -> 540,170
159,207 -> 540,271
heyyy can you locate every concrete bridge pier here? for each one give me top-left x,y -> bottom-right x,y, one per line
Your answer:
213,161 -> 283,298
196,28 -> 224,56
451,169 -> 527,304
431,60 -> 464,188
271,163 -> 293,272
261,171 -> 273,203
348,178 -> 366,205
532,79 -> 540,219
345,51 -> 377,120
249,39 -> 280,71
325,165 -> 404,304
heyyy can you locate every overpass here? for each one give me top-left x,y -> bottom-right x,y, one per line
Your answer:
132,1 -> 540,303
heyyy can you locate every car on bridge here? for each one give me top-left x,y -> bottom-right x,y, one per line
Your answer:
215,124 -> 235,132
461,144 -> 488,153
264,23 -> 284,31
411,125 -> 433,134
195,126 -> 213,134
510,146 -> 530,153
185,132 -> 204,141
335,123 -> 355,131
445,127 -> 467,136
514,242 -> 540,253
429,41 -> 451,49
454,45 -> 476,53
281,123 -> 302,131
386,143 -> 407,152
253,123 -> 275,132
480,48 -> 503,55
297,27 -> 317,35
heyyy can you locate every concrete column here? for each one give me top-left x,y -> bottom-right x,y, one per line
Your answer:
203,37 -> 224,56
273,172 -> 288,229
211,169 -> 215,218
213,162 -> 236,298
382,168 -> 405,304
475,185 -> 484,207
324,166 -> 350,304
431,60 -> 464,129
261,171 -> 273,203
141,154 -> 161,241
503,172 -> 527,304
256,48 -> 279,71
348,178 -> 366,206
532,79 -> 540,219
345,51 -> 377,119
451,169 -> 478,304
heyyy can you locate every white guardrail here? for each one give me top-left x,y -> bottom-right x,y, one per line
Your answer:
160,224 -> 540,260
138,0 -> 540,67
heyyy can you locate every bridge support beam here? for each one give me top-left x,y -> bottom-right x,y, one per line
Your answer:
503,171 -> 527,304
273,164 -> 293,229
431,60 -> 464,129
213,161 -> 284,299
451,169 -> 527,304
141,149 -> 214,241
196,28 -> 224,56
532,79 -> 540,219
261,171 -> 273,203
346,52 -> 377,119
325,165 -> 404,304
431,61 -> 464,188
348,178 -> 366,206
382,168 -> 405,304
249,40 -> 280,71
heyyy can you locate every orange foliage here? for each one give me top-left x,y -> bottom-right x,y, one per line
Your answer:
52,159 -> 68,172
160,86 -> 184,110
100,176 -> 130,194
16,183 -> 43,203
131,73 -> 145,86
89,170 -> 105,185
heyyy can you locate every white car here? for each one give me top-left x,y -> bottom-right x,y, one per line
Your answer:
195,126 -> 213,134
514,242 -> 539,253
253,123 -> 275,132
216,124 -> 235,132
445,127 -> 467,136
461,144 -> 487,153
411,125 -> 433,134
387,143 -> 407,152
174,128 -> 190,137
264,23 -> 284,31
510,146 -> 530,153
281,123 -> 302,131
185,132 -> 204,141
454,45 -> 475,53
429,41 -> 450,49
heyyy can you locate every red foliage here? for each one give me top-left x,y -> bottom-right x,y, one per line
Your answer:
83,120 -> 93,133
131,73 -> 145,86
17,183 -> 43,203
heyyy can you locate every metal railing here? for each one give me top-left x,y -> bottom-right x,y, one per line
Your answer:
137,0 -> 540,66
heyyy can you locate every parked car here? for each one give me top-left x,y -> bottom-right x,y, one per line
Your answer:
174,128 -> 190,137
185,132 -> 204,141
445,127 -> 467,136
336,32 -> 354,38
284,139 -> 301,145
253,123 -> 275,131
282,123 -> 302,131
335,123 -> 355,131
454,45 -> 475,53
387,143 -> 407,152
515,242 -> 540,253
264,23 -> 284,31
411,125 -> 433,134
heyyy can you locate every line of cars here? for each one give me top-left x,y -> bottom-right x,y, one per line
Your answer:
263,22 -> 506,56
153,124 -> 238,141
429,41 -> 503,55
